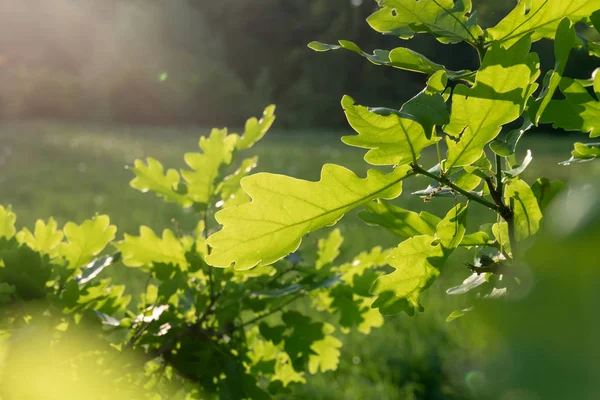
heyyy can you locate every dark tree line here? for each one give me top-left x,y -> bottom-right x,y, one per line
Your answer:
0,0 -> 596,127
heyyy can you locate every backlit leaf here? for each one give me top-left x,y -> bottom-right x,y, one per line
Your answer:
492,222 -> 511,254
315,229 -> 343,270
308,324 -> 342,374
540,76 -> 600,137
367,0 -> 483,45
534,18 -> 577,124
446,308 -> 473,322
236,105 -> 276,150
371,235 -> 444,315
206,164 -> 411,270
181,128 -> 238,204
561,142 -> 600,164
460,231 -> 490,246
217,156 -> 258,208
0,237 -> 52,300
531,178 -> 564,210
487,0 -> 600,47
116,227 -> 188,270
342,95 -> 439,166
16,218 -> 64,257
359,200 -> 439,239
504,178 -> 543,241
308,40 -> 475,81
0,205 -> 16,240
436,203 -> 468,253
445,36 -> 538,169
129,157 -> 193,207
59,215 -> 117,270
505,149 -> 533,177
400,70 -> 450,138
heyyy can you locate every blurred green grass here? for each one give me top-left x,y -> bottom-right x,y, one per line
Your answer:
1,120 -> 599,399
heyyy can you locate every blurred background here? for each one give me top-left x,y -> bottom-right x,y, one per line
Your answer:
1,0 -> 600,399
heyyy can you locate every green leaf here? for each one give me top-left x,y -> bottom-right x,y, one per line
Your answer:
76,252 -> 121,285
492,222 -> 511,254
181,128 -> 238,204
315,229 -> 344,270
446,308 -> 473,322
342,95 -> 439,166
336,246 -> 392,287
309,40 -> 475,81
0,205 -> 16,240
561,142 -> 600,164
359,201 -> 439,239
400,71 -> 450,138
280,311 -> 327,370
116,227 -> 189,270
236,105 -> 276,150
206,164 -> 411,270
59,215 -> 117,270
490,117 -> 534,157
129,157 -> 193,207
16,218 -> 64,257
308,324 -> 342,374
0,237 -> 52,300
217,156 -> 258,208
504,178 -> 543,241
307,41 -> 340,52
540,77 -> 600,137
531,178 -> 564,210
460,231 -> 490,247
367,0 -> 483,45
94,310 -> 121,326
487,0 -> 600,47
447,273 -> 488,295
435,203 -> 468,253
371,235 -> 445,315
505,149 -> 533,177
534,18 -> 576,124
445,36 -> 538,169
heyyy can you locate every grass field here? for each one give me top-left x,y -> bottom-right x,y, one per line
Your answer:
2,120 -> 599,399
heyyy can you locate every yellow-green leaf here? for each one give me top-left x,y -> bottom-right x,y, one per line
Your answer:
367,0 -> 483,45
315,229 -> 344,270
371,235 -> 444,315
308,324 -> 342,374
217,156 -> 258,208
16,218 -> 64,257
534,18 -> 576,125
116,227 -> 188,270
342,95 -> 439,166
0,205 -> 16,240
540,77 -> 600,138
487,0 -> 600,47
504,178 -> 543,241
435,203 -> 468,252
206,164 -> 411,270
59,215 -> 117,270
129,157 -> 193,207
181,128 -> 238,204
236,105 -> 276,150
359,200 -> 439,239
445,36 -> 538,169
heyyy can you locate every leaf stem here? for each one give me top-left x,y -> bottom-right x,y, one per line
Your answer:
203,209 -> 216,301
411,164 -> 501,212
239,292 -> 303,328
506,197 -> 518,258
495,154 -> 504,199
433,129 -> 443,167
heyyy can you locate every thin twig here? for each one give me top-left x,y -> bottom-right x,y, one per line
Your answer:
412,163 -> 501,212
239,293 -> 304,329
